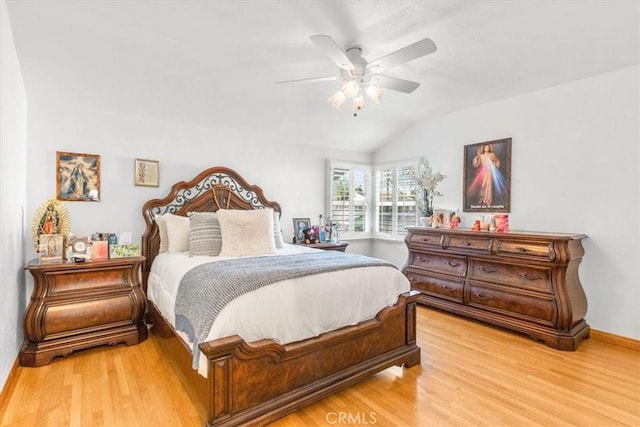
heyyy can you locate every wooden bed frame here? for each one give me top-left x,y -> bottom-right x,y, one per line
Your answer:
141,166 -> 421,426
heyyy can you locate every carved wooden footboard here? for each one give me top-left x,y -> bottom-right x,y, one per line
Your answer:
141,166 -> 421,426
148,291 -> 420,426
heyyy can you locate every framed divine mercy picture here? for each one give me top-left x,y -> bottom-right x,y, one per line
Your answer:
463,138 -> 511,213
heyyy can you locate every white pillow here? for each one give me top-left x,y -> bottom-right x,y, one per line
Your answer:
273,211 -> 284,249
155,215 -> 169,253
217,208 -> 276,257
163,213 -> 190,252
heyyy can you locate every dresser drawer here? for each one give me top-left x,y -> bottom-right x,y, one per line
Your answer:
495,239 -> 553,261
407,232 -> 444,248
466,282 -> 557,326
445,234 -> 493,253
468,259 -> 552,292
408,251 -> 467,277
405,269 -> 464,303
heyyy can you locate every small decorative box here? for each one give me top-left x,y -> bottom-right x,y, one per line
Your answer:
109,243 -> 141,258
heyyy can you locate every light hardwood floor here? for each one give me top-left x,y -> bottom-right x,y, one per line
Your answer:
2,306 -> 639,426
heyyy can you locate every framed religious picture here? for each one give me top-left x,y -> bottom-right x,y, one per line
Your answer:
56,151 -> 101,201
31,198 -> 71,251
134,158 -> 160,187
463,138 -> 511,212
38,234 -> 64,264
292,218 -> 311,243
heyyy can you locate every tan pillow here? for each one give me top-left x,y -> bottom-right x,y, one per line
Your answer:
155,215 -> 169,253
217,208 -> 276,257
163,213 -> 190,252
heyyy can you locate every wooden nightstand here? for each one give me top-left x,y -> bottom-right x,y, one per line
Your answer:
304,241 -> 349,252
22,256 -> 148,366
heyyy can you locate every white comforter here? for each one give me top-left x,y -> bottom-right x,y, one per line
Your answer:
147,243 -> 409,376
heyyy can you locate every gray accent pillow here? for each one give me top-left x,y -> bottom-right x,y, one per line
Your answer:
188,212 -> 222,256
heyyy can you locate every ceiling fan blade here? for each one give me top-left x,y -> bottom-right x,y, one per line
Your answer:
275,76 -> 340,85
310,35 -> 355,70
369,75 -> 421,93
368,38 -> 437,71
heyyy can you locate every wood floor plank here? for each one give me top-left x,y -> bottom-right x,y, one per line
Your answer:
1,306 -> 638,426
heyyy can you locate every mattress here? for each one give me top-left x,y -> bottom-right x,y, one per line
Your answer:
147,243 -> 410,376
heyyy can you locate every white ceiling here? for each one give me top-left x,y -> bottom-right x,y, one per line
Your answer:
5,0 -> 639,152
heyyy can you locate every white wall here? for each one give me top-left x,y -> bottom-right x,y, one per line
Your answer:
24,103 -> 371,259
374,66 -> 640,340
0,0 -> 28,392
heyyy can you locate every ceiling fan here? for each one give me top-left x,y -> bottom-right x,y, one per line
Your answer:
276,35 -> 437,114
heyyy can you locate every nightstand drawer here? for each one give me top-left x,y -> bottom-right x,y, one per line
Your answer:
44,294 -> 134,337
47,267 -> 129,295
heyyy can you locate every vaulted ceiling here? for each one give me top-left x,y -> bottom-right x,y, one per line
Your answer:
5,1 -> 639,152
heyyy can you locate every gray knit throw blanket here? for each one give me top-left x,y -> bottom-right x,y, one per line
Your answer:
174,251 -> 395,368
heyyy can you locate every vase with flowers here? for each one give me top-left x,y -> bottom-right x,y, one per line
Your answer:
415,159 -> 446,226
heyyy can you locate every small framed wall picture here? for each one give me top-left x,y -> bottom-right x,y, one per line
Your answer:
134,159 -> 159,187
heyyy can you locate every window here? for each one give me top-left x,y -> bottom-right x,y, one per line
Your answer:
328,161 -> 371,238
374,160 -> 419,239
327,159 -> 419,241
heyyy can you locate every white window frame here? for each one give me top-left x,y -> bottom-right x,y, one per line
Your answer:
326,160 -> 372,240
373,159 -> 420,240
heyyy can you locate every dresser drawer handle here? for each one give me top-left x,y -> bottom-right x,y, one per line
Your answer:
516,246 -> 530,252
474,292 -> 490,300
519,272 -> 541,280
478,266 -> 497,273
440,284 -> 450,290
416,256 -> 429,263
446,261 -> 460,267
409,276 -> 419,283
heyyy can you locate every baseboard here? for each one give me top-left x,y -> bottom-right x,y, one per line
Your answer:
0,357 -> 20,423
591,329 -> 640,351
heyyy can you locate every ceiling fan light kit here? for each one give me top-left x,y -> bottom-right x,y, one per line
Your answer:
277,34 -> 437,116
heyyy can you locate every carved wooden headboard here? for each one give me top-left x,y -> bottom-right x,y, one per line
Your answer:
140,166 -> 282,287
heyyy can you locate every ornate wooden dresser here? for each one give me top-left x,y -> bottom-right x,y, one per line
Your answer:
403,227 -> 589,350
22,257 -> 147,366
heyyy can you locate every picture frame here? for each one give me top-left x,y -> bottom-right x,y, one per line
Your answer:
134,158 -> 160,187
292,217 -> 311,243
38,234 -> 63,264
56,151 -> 101,201
434,209 -> 457,227
463,138 -> 511,212
432,209 -> 448,225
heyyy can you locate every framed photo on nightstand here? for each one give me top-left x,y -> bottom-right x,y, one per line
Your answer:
293,218 -> 311,243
